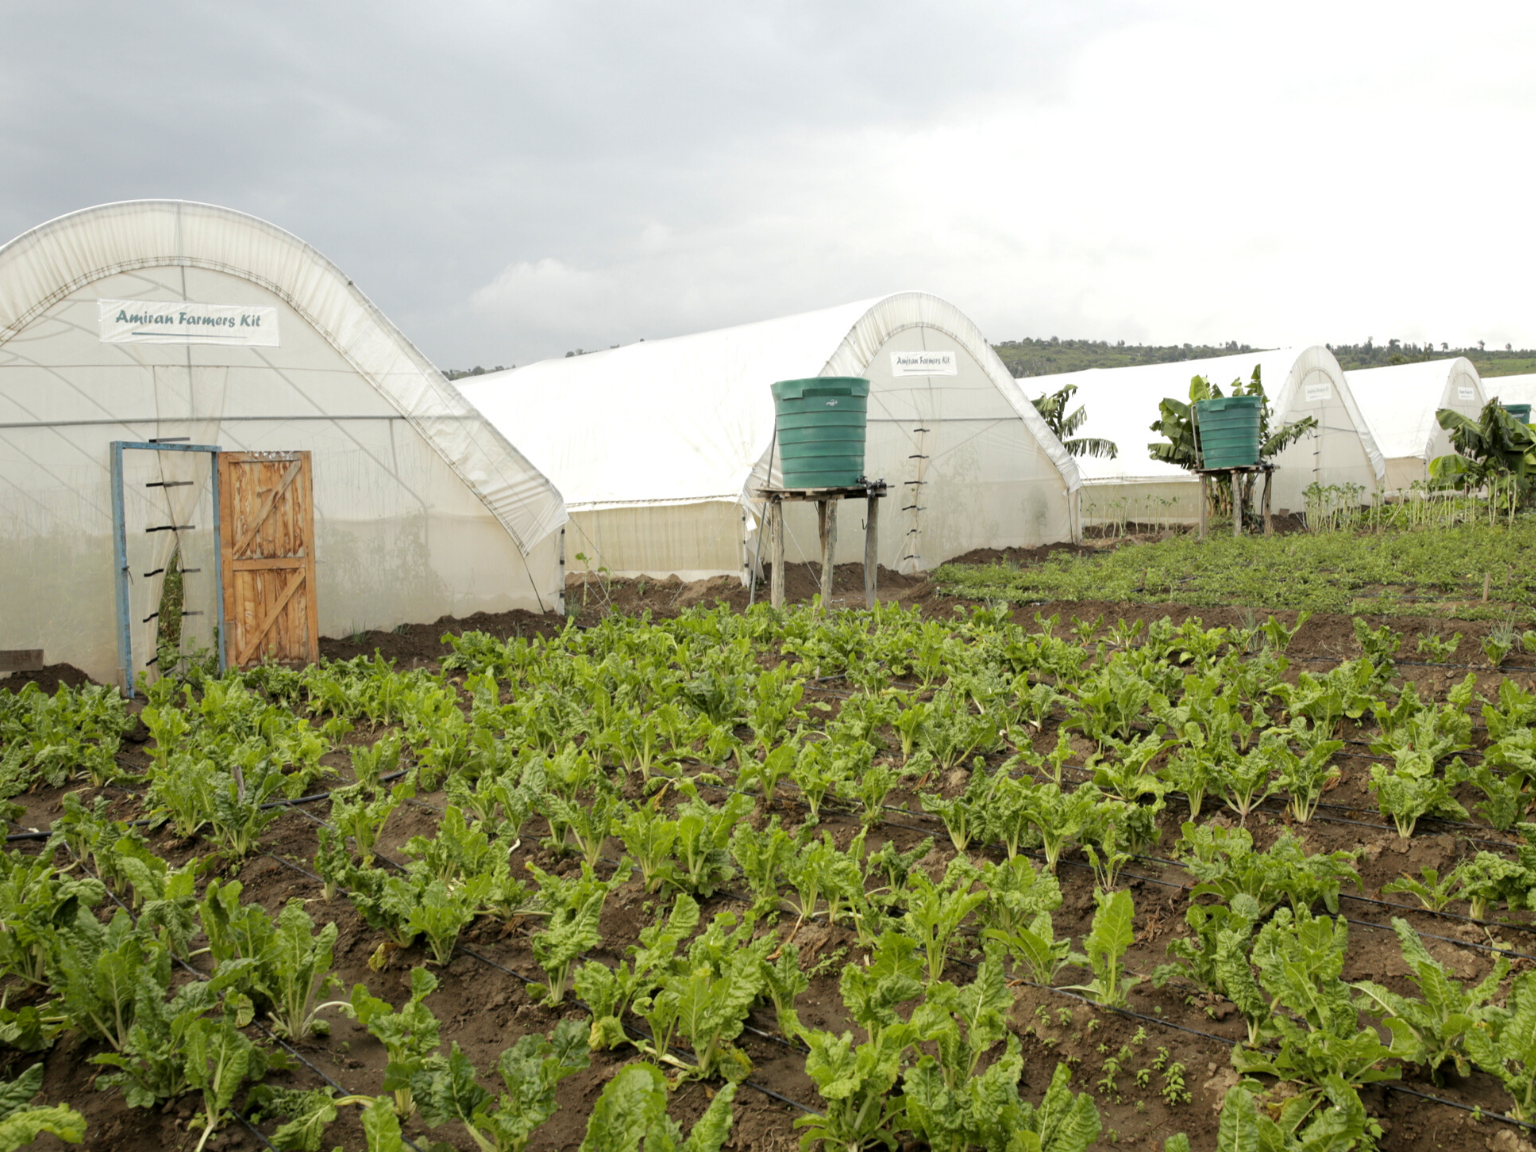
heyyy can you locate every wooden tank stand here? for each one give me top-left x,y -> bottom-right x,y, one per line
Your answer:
1197,463 -> 1276,539
756,481 -> 889,609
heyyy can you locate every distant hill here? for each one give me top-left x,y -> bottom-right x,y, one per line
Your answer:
992,338 -> 1259,378
443,365 -> 509,381
992,336 -> 1536,381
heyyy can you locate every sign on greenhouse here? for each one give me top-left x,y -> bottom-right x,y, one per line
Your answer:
98,299 -> 280,346
890,349 -> 957,376
1304,380 -> 1332,402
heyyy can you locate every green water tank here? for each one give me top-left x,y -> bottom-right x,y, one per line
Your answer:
771,377 -> 869,488
1193,395 -> 1264,469
1503,402 -> 1532,423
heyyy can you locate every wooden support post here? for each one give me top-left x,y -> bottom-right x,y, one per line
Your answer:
1198,475 -> 1209,540
864,493 -> 879,608
769,497 -> 785,609
1262,468 -> 1274,536
817,499 -> 837,609
1232,470 -> 1242,538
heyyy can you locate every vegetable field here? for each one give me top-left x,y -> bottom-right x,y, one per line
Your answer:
936,521 -> 1536,620
5,599 -> 1536,1152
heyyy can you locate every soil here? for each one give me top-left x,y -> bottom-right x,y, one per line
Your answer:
11,559 -> 1536,1151
0,663 -> 96,696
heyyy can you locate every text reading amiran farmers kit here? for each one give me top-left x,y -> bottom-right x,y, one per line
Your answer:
98,299 -> 280,346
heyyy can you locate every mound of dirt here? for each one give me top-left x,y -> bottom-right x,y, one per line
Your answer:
0,663 -> 96,694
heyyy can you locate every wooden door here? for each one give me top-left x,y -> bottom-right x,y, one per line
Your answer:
218,451 -> 320,668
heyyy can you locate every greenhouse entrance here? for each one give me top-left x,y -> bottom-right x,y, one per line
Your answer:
110,440 -> 224,693
216,451 -> 320,670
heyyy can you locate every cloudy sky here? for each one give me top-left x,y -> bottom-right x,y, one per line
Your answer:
3,1 -> 1532,367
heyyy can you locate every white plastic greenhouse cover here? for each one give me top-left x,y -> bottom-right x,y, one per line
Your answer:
1488,374 -> 1536,408
1022,347 -> 1385,522
0,200 -> 567,686
459,292 -> 1081,579
1345,358 -> 1486,489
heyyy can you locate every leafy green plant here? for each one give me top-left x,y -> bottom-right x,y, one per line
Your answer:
526,860 -> 631,1005
1151,894 -> 1261,1000
921,772 -> 992,853
1416,632 -> 1461,661
1065,888 -> 1140,1008
1233,907 -> 1395,1134
328,773 -> 415,867
1018,781 -> 1102,873
1465,969 -> 1536,1120
329,967 -> 443,1119
1454,850 -> 1535,920
1182,822 -> 1360,914
1354,917 -> 1508,1081
1369,752 -> 1468,838
986,909 -> 1072,987
1212,1081 -> 1368,1152
259,901 -> 340,1039
412,1021 -> 589,1152
839,931 -> 923,1047
1213,740 -> 1280,823
729,818 -> 794,907
575,894 -> 699,1052
795,1023 -> 913,1152
671,783 -> 753,898
901,857 -> 984,982
1273,728 -> 1344,822
1381,867 -> 1458,912
183,1012 -> 271,1152
638,911 -> 770,1082
618,798 -> 679,894
976,854 -> 1063,936
577,1062 -> 736,1152
0,1062 -> 86,1150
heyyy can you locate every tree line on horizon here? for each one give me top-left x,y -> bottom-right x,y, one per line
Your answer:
993,335 -> 1536,379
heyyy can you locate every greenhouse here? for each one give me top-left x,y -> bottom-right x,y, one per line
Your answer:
0,200 -> 567,689
1020,346 -> 1385,527
1488,373 -> 1536,412
458,292 -> 1081,582
1345,357 -> 1486,491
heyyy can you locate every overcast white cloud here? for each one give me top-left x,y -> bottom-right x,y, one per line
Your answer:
3,0 -> 1532,366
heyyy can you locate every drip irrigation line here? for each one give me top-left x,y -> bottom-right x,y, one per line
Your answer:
1336,913 -> 1536,963
1382,1083 -> 1536,1132
1010,976 -> 1237,1045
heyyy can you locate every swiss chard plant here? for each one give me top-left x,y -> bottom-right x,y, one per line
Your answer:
1354,917 -> 1508,1081
526,859 -> 632,1006
329,966 -> 443,1119
794,1023 -> 914,1152
575,893 -> 699,1052
413,1021 -> 589,1152
901,857 -> 985,983
839,930 -> 923,1047
577,1062 -> 736,1152
1064,888 -> 1140,1008
0,1061 -> 86,1150
1465,968 -> 1536,1120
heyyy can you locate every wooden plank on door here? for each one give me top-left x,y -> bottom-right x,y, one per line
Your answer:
217,451 -> 320,668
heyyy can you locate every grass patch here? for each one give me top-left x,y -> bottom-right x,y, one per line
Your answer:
934,521 -> 1536,619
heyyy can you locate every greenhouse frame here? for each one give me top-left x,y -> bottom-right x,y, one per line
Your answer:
458,292 -> 1082,583
1345,358 -> 1486,491
1020,346 -> 1385,527
0,200 -> 567,688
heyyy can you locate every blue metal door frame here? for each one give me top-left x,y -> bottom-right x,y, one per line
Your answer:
111,441 -> 226,695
